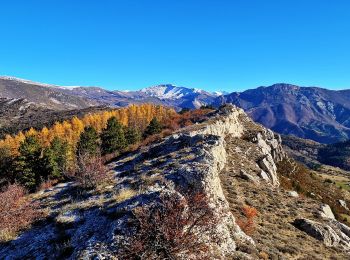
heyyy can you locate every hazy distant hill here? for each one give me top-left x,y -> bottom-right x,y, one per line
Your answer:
217,83 -> 350,143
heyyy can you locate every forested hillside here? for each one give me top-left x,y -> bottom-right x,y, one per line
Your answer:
0,104 -> 178,189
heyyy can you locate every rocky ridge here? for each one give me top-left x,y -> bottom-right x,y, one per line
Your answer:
1,105 -> 350,259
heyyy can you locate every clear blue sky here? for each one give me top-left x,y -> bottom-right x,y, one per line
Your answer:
1,0 -> 349,92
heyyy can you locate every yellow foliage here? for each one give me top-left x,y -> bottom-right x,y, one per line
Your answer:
0,104 -> 176,156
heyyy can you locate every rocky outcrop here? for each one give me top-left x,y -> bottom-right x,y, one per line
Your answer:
187,104 -> 286,186
188,105 -> 245,138
293,218 -> 350,251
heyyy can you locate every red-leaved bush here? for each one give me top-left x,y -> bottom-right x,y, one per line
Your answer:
119,192 -> 220,259
0,184 -> 43,242
236,205 -> 258,235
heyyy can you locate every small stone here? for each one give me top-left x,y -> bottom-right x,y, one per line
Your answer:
240,169 -> 258,183
338,200 -> 349,211
287,191 -> 299,198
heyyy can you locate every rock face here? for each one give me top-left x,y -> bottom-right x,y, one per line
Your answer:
187,104 -> 285,186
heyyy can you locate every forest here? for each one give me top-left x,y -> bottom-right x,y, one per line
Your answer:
0,104 -> 211,192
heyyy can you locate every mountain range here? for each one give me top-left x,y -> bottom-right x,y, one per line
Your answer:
1,76 -> 350,143
216,83 -> 350,143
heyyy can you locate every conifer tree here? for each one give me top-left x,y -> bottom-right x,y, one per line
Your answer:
125,127 -> 142,145
76,126 -> 100,156
43,137 -> 69,180
0,146 -> 16,185
143,117 -> 163,138
101,117 -> 126,154
15,136 -> 45,191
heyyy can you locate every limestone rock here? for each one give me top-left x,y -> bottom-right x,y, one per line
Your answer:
320,204 -> 335,220
293,218 -> 340,247
293,218 -> 350,251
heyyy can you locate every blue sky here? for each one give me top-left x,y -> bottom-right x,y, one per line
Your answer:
0,0 -> 349,92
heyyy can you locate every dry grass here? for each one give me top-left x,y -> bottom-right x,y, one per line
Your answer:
114,188 -> 137,203
277,158 -> 350,223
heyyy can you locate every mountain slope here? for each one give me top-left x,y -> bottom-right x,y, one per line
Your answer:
0,77 -> 99,110
218,83 -> 350,143
0,97 -> 108,138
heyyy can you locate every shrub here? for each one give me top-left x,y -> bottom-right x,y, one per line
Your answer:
237,205 -> 258,235
75,152 -> 107,190
0,184 -> 43,242
119,192 -> 219,259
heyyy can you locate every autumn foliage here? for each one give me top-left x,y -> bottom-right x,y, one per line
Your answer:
236,205 -> 258,235
0,104 -> 214,192
0,104 -> 176,157
120,192 -> 219,259
0,184 -> 43,242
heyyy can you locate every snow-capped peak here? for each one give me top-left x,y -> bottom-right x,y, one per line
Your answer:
140,84 -> 190,100
139,84 -> 218,100
213,91 -> 229,96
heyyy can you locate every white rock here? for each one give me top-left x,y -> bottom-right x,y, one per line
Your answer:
288,191 -> 299,198
320,204 -> 335,220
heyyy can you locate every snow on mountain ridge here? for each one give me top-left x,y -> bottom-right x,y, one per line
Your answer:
139,84 -> 221,100
0,76 -> 82,90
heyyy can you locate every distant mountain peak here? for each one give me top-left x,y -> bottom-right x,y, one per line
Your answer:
140,84 -> 199,100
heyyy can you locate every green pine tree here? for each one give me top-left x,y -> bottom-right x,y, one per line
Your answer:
101,117 -> 126,154
0,146 -> 16,185
125,126 -> 142,145
76,126 -> 100,156
143,117 -> 163,138
43,137 -> 69,180
15,136 -> 45,191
